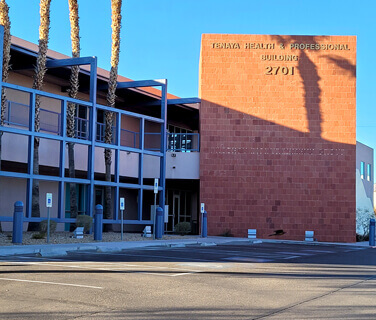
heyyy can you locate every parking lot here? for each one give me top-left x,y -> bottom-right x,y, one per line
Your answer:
1,241 -> 375,319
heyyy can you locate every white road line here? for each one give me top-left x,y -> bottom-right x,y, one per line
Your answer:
282,255 -> 300,259
278,252 -> 313,256
139,271 -> 200,277
187,249 -> 259,255
179,262 -> 226,269
4,260 -> 203,276
301,250 -> 334,253
0,277 -> 103,289
10,260 -> 203,273
171,272 -> 197,277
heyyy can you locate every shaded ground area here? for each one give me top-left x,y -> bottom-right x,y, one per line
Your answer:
0,232 -> 195,246
0,242 -> 375,319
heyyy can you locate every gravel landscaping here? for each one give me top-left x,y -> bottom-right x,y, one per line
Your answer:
0,231 -> 195,246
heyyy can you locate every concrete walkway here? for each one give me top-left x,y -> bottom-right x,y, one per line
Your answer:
0,236 -> 372,257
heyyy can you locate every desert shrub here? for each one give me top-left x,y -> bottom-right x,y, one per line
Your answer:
32,232 -> 45,239
76,215 -> 93,233
174,222 -> 191,235
356,207 -> 375,241
40,219 -> 57,235
220,229 -> 233,237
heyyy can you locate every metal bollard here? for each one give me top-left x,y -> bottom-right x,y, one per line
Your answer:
155,207 -> 163,239
94,204 -> 103,241
202,210 -> 208,238
12,201 -> 24,244
369,219 -> 375,246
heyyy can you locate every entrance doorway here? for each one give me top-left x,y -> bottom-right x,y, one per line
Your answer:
172,193 -> 180,231
166,190 -> 192,233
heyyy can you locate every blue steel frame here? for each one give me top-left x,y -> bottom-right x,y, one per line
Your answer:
0,25 -> 167,226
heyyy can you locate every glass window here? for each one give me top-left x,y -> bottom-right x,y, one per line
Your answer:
75,106 -> 88,139
360,161 -> 365,179
367,164 -> 371,181
167,125 -> 193,151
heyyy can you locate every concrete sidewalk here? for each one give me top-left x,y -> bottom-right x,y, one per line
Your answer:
0,236 -> 372,257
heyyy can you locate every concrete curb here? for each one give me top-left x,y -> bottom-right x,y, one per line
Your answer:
200,242 -> 217,246
39,248 -> 68,257
168,243 -> 186,248
96,246 -> 123,253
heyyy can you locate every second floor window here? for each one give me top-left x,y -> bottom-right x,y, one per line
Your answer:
367,164 -> 372,181
360,161 -> 365,179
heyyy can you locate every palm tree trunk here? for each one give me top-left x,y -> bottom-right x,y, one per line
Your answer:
0,0 -> 11,233
67,0 -> 80,226
28,0 -> 51,231
0,0 -> 11,171
104,0 -> 122,232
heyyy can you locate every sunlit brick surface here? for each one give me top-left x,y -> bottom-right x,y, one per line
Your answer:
199,34 -> 356,242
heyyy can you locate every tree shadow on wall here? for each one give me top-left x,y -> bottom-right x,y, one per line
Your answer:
324,55 -> 356,78
272,35 -> 324,139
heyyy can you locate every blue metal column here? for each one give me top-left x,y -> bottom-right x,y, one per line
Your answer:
12,201 -> 24,244
88,57 -> 97,218
138,118 -> 145,221
369,219 -> 375,246
26,92 -> 36,218
155,206 -> 163,239
159,81 -> 167,234
94,204 -> 103,241
114,112 -> 121,221
58,99 -> 67,220
202,210 -> 208,238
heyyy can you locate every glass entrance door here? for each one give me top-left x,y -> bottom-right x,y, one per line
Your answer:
172,194 -> 180,232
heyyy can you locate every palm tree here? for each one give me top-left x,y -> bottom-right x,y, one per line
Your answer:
66,0 -> 80,224
0,0 -> 11,171
0,0 -> 11,233
104,0 -> 122,231
29,0 -> 52,231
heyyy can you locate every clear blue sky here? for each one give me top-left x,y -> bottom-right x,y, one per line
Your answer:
7,0 -> 376,169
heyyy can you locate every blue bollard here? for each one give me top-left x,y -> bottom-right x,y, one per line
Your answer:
369,219 -> 375,246
202,210 -> 208,238
94,204 -> 103,241
12,201 -> 24,244
155,207 -> 163,239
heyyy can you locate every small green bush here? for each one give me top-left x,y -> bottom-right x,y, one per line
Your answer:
32,232 -> 45,239
76,215 -> 93,233
220,229 -> 233,237
174,222 -> 191,235
40,219 -> 57,235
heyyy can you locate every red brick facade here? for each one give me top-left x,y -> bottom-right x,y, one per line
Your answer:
199,34 -> 356,242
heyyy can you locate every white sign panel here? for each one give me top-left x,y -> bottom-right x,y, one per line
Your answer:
154,178 -> 159,194
46,193 -> 52,208
201,203 -> 205,214
120,198 -> 125,211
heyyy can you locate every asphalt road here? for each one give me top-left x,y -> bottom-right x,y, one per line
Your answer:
0,242 -> 375,319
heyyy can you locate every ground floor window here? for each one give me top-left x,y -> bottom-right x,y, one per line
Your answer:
64,183 -> 87,231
